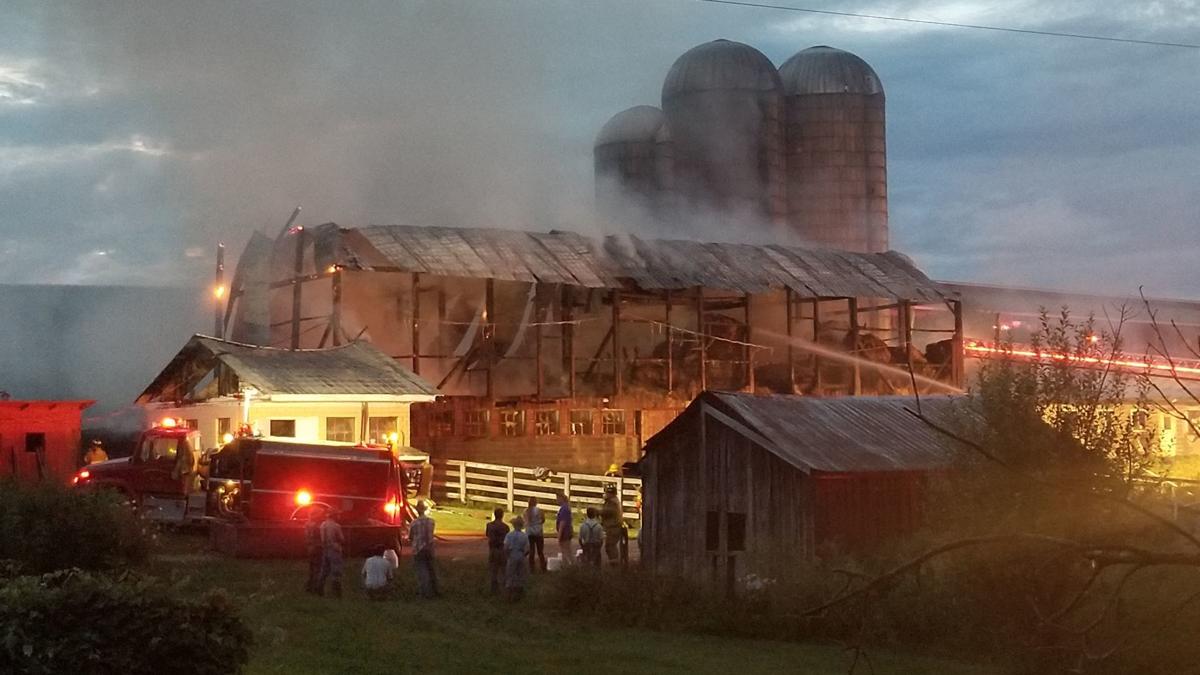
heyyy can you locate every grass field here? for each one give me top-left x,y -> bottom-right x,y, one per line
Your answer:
150,533 -> 997,675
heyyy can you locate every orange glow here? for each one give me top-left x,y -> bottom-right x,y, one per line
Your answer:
159,417 -> 177,428
213,285 -> 226,299
383,499 -> 401,516
221,432 -> 235,445
72,469 -> 90,485
295,490 -> 313,507
327,265 -> 338,274
964,341 -> 1200,380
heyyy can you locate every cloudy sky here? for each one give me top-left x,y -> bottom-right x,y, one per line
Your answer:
0,1 -> 1196,297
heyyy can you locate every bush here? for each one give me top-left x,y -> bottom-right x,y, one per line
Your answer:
0,569 -> 252,675
0,480 -> 150,573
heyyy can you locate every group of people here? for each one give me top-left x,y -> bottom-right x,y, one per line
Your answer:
485,486 -> 628,601
303,487 -> 628,602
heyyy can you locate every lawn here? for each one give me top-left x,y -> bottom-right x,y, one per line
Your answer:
150,534 -> 997,675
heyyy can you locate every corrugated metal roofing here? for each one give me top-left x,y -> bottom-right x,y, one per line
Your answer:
681,392 -> 964,472
662,39 -> 781,99
348,225 -> 943,301
139,335 -> 439,402
779,46 -> 884,96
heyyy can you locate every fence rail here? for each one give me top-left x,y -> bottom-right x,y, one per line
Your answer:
435,459 -> 641,520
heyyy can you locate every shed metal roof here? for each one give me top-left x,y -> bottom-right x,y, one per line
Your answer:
650,392 -> 966,473
138,335 -> 439,403
346,225 -> 943,301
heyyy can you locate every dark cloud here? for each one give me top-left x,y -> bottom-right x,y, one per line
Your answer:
0,0 -> 1196,297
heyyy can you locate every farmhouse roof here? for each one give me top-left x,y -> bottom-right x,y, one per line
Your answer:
137,335 -> 439,403
647,391 -> 967,473
331,224 -> 944,301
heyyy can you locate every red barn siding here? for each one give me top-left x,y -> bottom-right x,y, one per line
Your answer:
0,401 -> 92,483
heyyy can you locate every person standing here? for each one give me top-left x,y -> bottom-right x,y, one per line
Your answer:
524,496 -> 547,573
304,507 -> 327,594
409,500 -> 440,598
361,546 -> 394,601
600,485 -> 624,567
555,492 -> 574,566
82,440 -> 108,466
318,509 -> 345,598
484,507 -> 510,595
578,507 -> 604,568
504,515 -> 530,601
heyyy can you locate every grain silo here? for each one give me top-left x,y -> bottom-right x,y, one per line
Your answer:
779,46 -> 887,252
661,39 -> 785,225
594,105 -> 667,222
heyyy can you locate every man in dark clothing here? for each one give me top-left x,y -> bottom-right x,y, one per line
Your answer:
304,507 -> 326,594
485,507 -> 510,594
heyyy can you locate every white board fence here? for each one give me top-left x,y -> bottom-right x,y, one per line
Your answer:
436,459 -> 641,520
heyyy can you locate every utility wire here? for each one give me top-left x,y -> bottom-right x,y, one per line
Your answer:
692,0 -> 1200,49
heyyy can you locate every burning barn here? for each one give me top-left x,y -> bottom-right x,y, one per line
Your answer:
638,392 -> 961,588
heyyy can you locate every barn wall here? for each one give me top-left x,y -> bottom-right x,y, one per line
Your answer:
812,471 -> 924,552
0,403 -> 88,482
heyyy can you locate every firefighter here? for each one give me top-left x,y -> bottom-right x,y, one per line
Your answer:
82,440 -> 108,465
600,485 -> 625,567
304,507 -> 327,595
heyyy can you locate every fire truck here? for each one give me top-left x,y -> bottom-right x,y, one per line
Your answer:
72,418 -> 410,556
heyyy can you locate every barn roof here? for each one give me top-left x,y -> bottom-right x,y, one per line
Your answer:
648,391 -> 966,473
138,335 -> 439,403
339,224 -> 944,301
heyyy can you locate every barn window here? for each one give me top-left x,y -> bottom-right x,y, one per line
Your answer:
269,419 -> 296,437
500,410 -> 525,437
326,417 -> 355,443
727,512 -> 746,552
426,411 -> 453,439
465,410 -> 489,438
535,410 -> 559,436
369,416 -> 400,442
569,410 -> 593,435
600,409 -> 626,435
183,419 -> 199,430
705,511 -> 719,551
24,433 -> 45,453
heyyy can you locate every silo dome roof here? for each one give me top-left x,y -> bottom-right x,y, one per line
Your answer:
595,105 -> 665,147
779,46 -> 883,96
662,39 -> 781,100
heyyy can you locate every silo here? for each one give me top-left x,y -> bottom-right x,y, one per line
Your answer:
779,46 -> 887,252
661,39 -> 785,225
594,105 -> 666,223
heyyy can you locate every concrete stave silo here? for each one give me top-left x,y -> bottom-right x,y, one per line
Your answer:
594,105 -> 668,223
779,46 -> 887,252
660,39 -> 785,225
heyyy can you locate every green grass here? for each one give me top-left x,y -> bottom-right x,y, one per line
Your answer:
149,534 -> 997,675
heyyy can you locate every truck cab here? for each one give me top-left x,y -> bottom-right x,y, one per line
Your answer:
72,417 -> 206,523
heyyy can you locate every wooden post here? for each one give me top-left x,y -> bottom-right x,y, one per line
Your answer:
506,466 -> 515,512
612,289 -> 622,396
617,475 -> 625,517
562,286 -> 576,398
848,297 -> 861,395
437,288 -> 447,363
563,471 -> 572,504
665,290 -> 674,393
785,288 -> 796,393
744,293 -> 755,392
458,462 -> 467,504
696,287 -> 707,392
535,284 -> 544,399
290,227 -> 306,350
485,279 -> 495,400
330,269 -> 343,346
411,273 -> 421,374
900,300 -> 913,366
812,298 -> 823,393
952,300 -> 965,388
213,243 -> 225,338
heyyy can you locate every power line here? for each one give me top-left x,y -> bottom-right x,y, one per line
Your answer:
692,0 -> 1200,49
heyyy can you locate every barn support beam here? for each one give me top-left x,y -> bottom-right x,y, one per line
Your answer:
411,273 -> 421,375
535,284 -> 544,399
612,289 -> 622,397
665,290 -> 674,393
562,286 -> 576,398
848,297 -> 861,395
744,293 -> 755,393
785,288 -> 796,394
289,227 -> 306,350
812,298 -> 823,393
899,299 -> 912,362
952,299 -> 964,388
213,243 -> 225,338
485,278 -> 495,400
696,287 -> 707,392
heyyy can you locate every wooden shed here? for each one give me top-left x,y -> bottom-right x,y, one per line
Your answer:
639,392 -> 962,588
0,400 -> 94,483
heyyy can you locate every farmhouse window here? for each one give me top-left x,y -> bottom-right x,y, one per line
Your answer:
569,410 -> 593,435
465,410 -> 489,438
368,416 -> 399,443
269,419 -> 296,437
500,410 -> 525,437
535,410 -> 559,436
326,417 -> 355,443
183,419 -> 199,430
600,409 -> 626,435
24,432 -> 45,453
216,417 -> 232,440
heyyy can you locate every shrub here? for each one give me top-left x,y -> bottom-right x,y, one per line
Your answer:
0,569 -> 252,675
0,480 -> 150,573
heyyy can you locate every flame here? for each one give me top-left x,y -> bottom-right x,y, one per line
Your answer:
964,341 -> 1200,380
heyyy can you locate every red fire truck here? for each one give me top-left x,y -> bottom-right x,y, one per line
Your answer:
73,418 -> 409,556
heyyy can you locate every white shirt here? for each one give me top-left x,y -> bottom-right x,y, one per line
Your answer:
362,555 -> 394,589
383,548 -> 399,570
